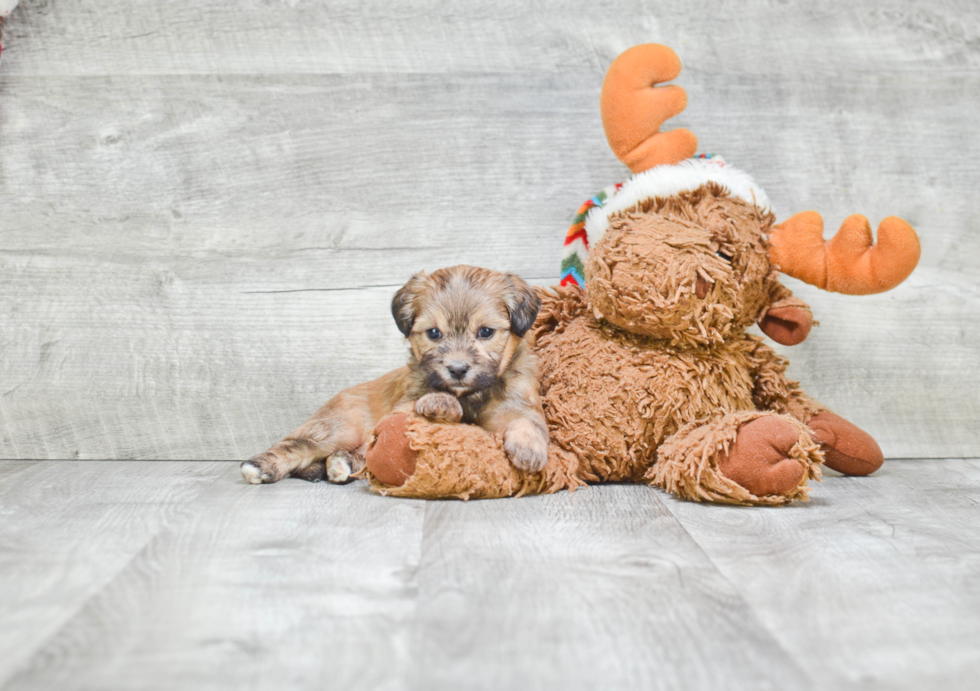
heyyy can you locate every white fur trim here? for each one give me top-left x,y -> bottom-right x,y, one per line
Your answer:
562,236 -> 588,260
584,157 -> 771,248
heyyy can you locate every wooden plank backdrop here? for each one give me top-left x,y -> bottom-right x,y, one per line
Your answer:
1,0 -> 978,461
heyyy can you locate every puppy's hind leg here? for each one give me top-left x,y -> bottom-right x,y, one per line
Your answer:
294,459 -> 327,483
241,369 -> 407,485
242,443 -> 366,486
242,395 -> 367,485
325,450 -> 365,484
242,437 -> 335,485
289,452 -> 365,484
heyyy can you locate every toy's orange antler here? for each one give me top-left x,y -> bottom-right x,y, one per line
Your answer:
600,44 -> 698,173
768,211 -> 921,295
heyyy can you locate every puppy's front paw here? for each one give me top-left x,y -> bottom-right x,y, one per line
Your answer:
415,393 -> 463,424
503,418 -> 549,473
241,456 -> 281,484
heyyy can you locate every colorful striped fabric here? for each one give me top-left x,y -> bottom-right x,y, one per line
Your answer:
559,182 -> 623,288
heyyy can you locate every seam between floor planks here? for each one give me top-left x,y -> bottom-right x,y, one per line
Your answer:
0,461 -> 231,687
4,461 -> 979,689
3,464 -> 428,691
660,459 -> 980,690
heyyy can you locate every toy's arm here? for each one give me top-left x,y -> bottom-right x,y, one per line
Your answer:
746,338 -> 823,423
756,282 -> 814,346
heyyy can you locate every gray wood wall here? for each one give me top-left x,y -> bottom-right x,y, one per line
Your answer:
1,0 -> 977,461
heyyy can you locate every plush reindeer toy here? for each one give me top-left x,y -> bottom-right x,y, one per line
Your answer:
364,44 -> 920,505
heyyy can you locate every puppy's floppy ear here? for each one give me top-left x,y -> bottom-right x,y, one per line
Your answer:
503,274 -> 541,337
391,272 -> 427,337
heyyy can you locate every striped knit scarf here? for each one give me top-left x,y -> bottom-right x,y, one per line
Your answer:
559,181 -> 625,288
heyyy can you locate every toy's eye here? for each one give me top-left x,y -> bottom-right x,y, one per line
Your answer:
477,327 -> 495,339
425,328 -> 442,341
716,250 -> 733,262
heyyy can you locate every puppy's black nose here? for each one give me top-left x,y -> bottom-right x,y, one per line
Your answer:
447,362 -> 470,380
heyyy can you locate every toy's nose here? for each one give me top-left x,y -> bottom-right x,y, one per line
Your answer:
447,362 -> 470,380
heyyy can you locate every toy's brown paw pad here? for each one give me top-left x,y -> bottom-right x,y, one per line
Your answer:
808,411 -> 883,476
365,413 -> 418,487
718,416 -> 806,497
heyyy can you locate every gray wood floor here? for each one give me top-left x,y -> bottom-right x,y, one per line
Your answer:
2,1 -> 979,689
1,460 -> 978,690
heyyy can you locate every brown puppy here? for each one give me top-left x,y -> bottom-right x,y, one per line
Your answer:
241,265 -> 548,485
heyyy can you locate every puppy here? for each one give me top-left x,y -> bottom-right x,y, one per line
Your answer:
241,265 -> 549,485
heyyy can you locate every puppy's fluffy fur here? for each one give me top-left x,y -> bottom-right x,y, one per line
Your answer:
241,265 -> 548,485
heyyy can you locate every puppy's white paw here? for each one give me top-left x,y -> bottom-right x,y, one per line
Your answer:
327,454 -> 353,484
503,418 -> 549,473
241,458 -> 277,484
415,392 -> 463,424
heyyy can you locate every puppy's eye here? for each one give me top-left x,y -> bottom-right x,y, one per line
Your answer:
425,328 -> 442,341
716,250 -> 733,262
477,327 -> 495,339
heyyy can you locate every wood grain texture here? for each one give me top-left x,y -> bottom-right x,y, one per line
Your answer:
2,3 -> 978,689
0,460 -> 228,687
664,459 -> 980,691
3,0 -> 978,76
0,0 -> 977,461
411,484 -> 809,691
2,461 -> 978,689
1,265 -> 972,460
2,463 -> 427,691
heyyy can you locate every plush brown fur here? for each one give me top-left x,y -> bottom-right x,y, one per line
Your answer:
362,42 -> 910,505
366,186 -> 875,505
585,184 -> 779,346
533,188 -> 826,496
367,413 -> 584,500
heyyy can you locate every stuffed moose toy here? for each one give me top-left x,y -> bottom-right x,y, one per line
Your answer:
363,44 -> 921,505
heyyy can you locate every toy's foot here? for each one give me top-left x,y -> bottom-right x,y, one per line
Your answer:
365,413 -> 417,487
808,411 -> 883,476
650,411 -> 820,505
717,416 -> 807,497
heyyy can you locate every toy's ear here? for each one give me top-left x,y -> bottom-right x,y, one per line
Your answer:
504,274 -> 542,338
391,272 -> 427,337
758,298 -> 813,346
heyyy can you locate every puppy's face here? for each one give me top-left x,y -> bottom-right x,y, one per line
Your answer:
391,266 -> 541,398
